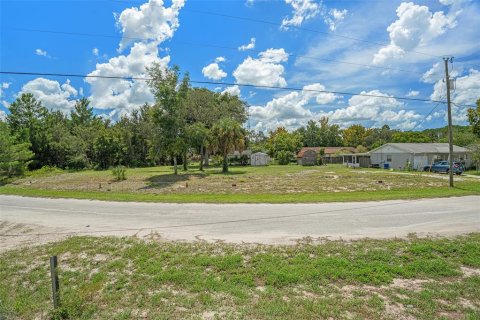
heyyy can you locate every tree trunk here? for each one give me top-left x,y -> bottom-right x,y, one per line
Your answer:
199,145 -> 204,171
222,154 -> 228,173
183,152 -> 188,171
203,150 -> 209,168
173,156 -> 178,175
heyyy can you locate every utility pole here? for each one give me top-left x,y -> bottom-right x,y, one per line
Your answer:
443,57 -> 454,187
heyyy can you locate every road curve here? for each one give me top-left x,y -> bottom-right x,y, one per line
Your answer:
1,195 -> 479,249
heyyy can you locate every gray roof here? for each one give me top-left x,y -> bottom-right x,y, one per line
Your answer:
373,143 -> 471,154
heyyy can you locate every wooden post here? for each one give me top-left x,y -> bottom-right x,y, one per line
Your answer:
50,256 -> 60,309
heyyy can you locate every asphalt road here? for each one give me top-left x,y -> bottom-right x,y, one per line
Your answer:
1,195 -> 479,249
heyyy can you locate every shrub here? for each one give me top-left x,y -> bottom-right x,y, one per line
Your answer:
276,151 -> 293,165
111,166 -> 127,181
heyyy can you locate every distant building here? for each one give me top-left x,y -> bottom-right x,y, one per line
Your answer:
250,152 -> 269,166
296,147 -> 357,165
369,143 -> 472,170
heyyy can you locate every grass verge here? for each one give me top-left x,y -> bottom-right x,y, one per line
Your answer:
1,235 -> 479,319
1,182 -> 479,203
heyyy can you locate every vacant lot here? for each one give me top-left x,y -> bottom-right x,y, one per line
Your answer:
1,235 -> 479,319
1,164 -> 479,203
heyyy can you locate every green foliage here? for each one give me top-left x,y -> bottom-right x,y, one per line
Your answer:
0,122 -> 33,181
467,98 -> 480,137
276,150 -> 294,165
210,118 -> 245,173
342,124 -> 367,147
267,128 -> 302,158
296,117 -> 342,147
111,166 -> 127,181
392,131 -> 433,143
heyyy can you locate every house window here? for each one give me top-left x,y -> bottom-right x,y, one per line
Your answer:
386,155 -> 392,162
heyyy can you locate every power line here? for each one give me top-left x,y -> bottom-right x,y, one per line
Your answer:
0,200 -> 417,238
9,27 -> 429,77
3,70 -> 474,107
409,84 -> 446,132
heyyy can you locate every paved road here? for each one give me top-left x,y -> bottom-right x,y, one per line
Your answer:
1,195 -> 479,249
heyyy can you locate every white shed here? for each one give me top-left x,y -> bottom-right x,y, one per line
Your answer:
369,143 -> 472,170
250,152 -> 269,166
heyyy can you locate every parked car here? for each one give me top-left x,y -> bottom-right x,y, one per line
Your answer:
423,161 -> 464,175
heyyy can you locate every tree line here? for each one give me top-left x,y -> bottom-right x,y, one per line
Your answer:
1,63 -> 480,180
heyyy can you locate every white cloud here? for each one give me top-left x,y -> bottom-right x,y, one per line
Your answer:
238,38 -> 256,51
20,78 -> 78,112
0,109 -> 6,121
0,82 -> 11,98
222,85 -> 241,97
250,88 -> 423,131
373,2 -> 458,65
431,68 -> 480,122
202,62 -> 227,80
215,56 -> 226,63
324,8 -> 348,31
302,83 -> 339,104
233,48 -> 289,87
406,90 -> 420,97
281,0 -> 321,30
115,0 -> 185,52
92,48 -> 99,56
86,41 -> 170,113
35,49 -> 48,57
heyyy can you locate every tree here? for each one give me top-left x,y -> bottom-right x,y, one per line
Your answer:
467,98 -> 480,137
7,93 -> 49,168
148,64 -> 190,175
210,118 -> 245,173
186,122 -> 209,171
318,117 -> 342,146
0,122 -> 33,181
342,124 -> 367,147
267,128 -> 302,162
391,131 -> 432,143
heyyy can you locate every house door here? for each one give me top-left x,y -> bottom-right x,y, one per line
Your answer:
413,155 -> 428,170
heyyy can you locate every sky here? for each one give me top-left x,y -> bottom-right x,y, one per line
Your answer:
1,0 -> 479,132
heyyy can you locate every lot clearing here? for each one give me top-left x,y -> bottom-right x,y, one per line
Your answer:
1,234 -> 479,319
1,164 -> 479,203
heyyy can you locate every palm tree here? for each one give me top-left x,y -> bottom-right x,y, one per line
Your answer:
210,118 -> 245,173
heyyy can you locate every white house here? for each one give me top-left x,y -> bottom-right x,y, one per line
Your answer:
369,143 -> 472,170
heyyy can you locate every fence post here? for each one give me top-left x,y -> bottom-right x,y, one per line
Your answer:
50,256 -> 60,309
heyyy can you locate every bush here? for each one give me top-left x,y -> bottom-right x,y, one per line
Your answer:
111,166 -> 127,181
276,151 -> 293,165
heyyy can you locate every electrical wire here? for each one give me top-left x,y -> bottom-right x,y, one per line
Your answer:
3,71 -> 475,107
8,27 -> 428,77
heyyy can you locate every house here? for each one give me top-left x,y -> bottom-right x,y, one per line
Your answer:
369,143 -> 472,170
250,152 -> 269,166
296,147 -> 357,165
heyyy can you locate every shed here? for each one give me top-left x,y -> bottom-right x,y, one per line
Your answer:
250,152 -> 269,166
301,149 -> 317,166
297,147 -> 356,165
369,143 -> 472,170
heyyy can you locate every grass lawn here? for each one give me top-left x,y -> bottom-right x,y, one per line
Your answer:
1,164 -> 479,203
1,235 -> 479,319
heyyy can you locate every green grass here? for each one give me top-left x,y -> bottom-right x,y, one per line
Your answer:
1,164 -> 480,203
1,235 -> 479,319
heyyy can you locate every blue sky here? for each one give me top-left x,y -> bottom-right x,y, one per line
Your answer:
1,0 -> 479,132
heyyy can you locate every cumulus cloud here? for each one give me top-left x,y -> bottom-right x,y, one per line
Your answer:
431,68 -> 480,122
233,48 -> 289,87
202,62 -> 227,80
115,0 -> 185,52
281,0 -> 321,30
215,56 -> 226,63
324,8 -> 348,31
35,49 -> 48,57
222,85 -> 241,97
250,88 -> 422,131
406,90 -> 420,97
302,83 -> 339,104
0,82 -> 11,98
20,78 -> 78,112
238,38 -> 256,51
86,41 -> 170,113
92,48 -> 99,56
373,2 -> 459,65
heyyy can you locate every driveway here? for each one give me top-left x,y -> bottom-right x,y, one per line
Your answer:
1,195 -> 479,250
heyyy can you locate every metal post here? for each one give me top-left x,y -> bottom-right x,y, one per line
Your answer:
50,256 -> 60,309
443,57 -> 454,187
